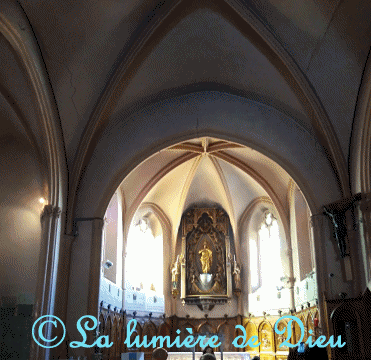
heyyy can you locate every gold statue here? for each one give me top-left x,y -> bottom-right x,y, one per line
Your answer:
199,241 -> 212,273
171,256 -> 180,284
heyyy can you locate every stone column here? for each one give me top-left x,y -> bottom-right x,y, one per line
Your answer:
29,205 -> 61,360
285,274 -> 296,311
51,233 -> 75,359
180,236 -> 186,302
163,230 -> 172,316
310,214 -> 329,337
226,236 -> 232,299
65,218 -> 104,358
359,194 -> 371,285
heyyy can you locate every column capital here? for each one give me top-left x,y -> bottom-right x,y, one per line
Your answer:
41,204 -> 61,221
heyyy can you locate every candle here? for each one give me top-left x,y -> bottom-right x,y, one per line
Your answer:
314,318 -> 319,327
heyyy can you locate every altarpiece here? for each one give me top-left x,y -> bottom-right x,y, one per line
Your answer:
171,207 -> 241,311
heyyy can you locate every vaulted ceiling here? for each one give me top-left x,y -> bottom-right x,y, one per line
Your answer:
2,0 -> 370,222
17,0 -> 371,165
121,137 -> 293,241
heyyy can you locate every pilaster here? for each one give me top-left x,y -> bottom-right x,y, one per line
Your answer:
30,205 -> 61,360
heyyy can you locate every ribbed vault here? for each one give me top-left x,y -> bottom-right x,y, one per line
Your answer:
120,137 -> 294,252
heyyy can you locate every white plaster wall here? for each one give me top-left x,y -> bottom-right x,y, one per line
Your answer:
0,95 -> 46,306
294,273 -> 318,310
99,276 -> 123,310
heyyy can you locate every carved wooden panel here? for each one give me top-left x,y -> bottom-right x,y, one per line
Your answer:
185,210 -> 227,296
103,316 -> 112,359
259,322 -> 274,352
244,321 -> 258,352
158,322 -> 172,351
217,322 -> 234,352
259,355 -> 275,360
97,307 -> 321,359
294,314 -> 304,344
306,312 -> 314,341
274,319 -> 289,351
110,317 -> 118,360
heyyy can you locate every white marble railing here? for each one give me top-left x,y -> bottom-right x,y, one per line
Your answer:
168,352 -> 251,360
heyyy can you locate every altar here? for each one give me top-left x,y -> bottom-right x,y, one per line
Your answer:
168,352 -> 251,360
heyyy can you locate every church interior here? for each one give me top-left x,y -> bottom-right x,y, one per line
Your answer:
0,0 -> 371,359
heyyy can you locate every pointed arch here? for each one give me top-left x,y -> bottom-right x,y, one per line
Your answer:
158,321 -> 172,351
124,152 -> 199,240
197,320 -> 217,334
110,317 -> 118,359
143,320 -> 158,338
350,47 -> 371,194
103,315 -> 113,358
239,196 -> 294,312
273,318 -> 290,351
244,321 -> 258,352
258,320 -> 275,353
209,156 -> 237,242
68,0 -> 348,232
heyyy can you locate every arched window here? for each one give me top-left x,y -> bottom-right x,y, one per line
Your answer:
248,210 -> 290,314
258,212 -> 284,289
124,216 -> 164,313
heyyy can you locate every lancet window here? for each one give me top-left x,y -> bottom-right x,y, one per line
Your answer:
124,217 -> 164,313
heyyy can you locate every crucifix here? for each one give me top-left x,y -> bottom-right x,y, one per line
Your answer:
323,193 -> 362,258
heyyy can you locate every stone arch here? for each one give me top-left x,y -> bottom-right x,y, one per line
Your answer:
350,49 -> 371,289
0,0 -> 66,209
0,5 -> 67,360
73,94 -> 343,276
68,92 -> 344,355
74,92 -> 342,219
350,48 -> 371,195
68,0 -> 348,229
239,196 -> 294,313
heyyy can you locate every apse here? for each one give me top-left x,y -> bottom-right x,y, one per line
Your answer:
99,136 -> 316,320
